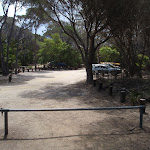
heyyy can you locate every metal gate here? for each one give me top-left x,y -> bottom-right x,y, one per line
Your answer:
1,105 -> 145,136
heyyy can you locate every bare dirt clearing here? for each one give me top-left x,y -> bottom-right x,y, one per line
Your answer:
0,69 -> 150,150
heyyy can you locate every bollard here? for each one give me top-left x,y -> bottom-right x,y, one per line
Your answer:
97,82 -> 103,91
120,90 -> 126,103
9,74 -> 12,82
27,69 -> 29,72
93,72 -> 96,80
109,86 -> 113,96
139,99 -> 146,113
102,72 -> 104,77
96,73 -> 99,79
93,80 -> 96,87
32,69 -> 33,72
39,68 -> 40,71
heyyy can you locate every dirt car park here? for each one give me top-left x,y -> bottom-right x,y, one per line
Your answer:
0,68 -> 150,150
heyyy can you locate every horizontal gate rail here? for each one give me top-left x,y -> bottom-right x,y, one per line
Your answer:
0,105 -> 145,136
0,106 -> 144,112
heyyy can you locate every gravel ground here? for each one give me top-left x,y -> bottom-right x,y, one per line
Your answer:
0,68 -> 150,150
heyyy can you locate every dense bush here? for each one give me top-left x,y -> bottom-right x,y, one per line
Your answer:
99,46 -> 120,63
38,33 -> 82,68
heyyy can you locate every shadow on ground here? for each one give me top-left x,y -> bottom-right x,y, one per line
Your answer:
20,80 -> 121,108
20,81 -> 88,100
0,71 -> 54,86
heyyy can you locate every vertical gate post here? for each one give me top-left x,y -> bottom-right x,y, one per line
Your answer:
4,112 -> 8,135
139,105 -> 145,129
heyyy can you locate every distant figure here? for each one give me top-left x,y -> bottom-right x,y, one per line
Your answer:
43,65 -> 46,70
18,68 -> 21,73
9,72 -> 12,82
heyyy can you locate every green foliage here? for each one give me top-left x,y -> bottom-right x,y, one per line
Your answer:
0,37 -> 16,69
129,90 -> 143,105
99,46 -> 120,63
18,49 -> 34,66
38,33 -> 82,68
136,54 -> 149,68
44,23 -> 74,45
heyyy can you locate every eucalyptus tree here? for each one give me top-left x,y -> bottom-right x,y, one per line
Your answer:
138,0 -> 150,57
44,22 -> 74,46
14,13 -> 34,74
25,7 -> 48,71
0,0 -> 12,75
38,33 -> 81,68
106,0 -> 150,77
26,0 -> 112,84
0,0 -> 27,75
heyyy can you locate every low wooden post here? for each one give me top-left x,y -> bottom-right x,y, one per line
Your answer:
97,82 -> 103,91
9,74 -> 12,82
120,90 -> 126,103
102,72 -> 104,77
22,67 -> 25,73
93,80 -> 96,87
96,73 -> 99,79
139,99 -> 146,113
109,86 -> 113,96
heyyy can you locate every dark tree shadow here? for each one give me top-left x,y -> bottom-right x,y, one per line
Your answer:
20,81 -> 88,101
0,71 -> 54,86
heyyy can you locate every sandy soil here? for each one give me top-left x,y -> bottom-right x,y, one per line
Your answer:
0,68 -> 150,150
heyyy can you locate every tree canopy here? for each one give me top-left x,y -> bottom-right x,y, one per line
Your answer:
25,0 -> 113,83
99,46 -> 120,63
1,0 -> 150,80
38,33 -> 81,68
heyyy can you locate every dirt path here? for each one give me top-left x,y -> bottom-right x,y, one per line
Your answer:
0,69 -> 150,150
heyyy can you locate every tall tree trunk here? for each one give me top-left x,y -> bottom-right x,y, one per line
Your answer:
15,31 -> 21,74
0,38 -> 7,75
85,37 -> 95,84
34,27 -> 37,71
85,61 -> 93,84
6,1 -> 17,75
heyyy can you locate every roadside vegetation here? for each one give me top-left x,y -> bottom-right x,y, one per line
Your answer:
0,0 -> 150,82
38,33 -> 82,69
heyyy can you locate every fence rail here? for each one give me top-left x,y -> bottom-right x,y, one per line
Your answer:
0,105 -> 145,136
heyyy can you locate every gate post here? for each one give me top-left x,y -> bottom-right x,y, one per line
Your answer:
139,105 -> 145,128
4,112 -> 8,135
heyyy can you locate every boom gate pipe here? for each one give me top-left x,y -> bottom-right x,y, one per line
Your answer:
0,105 -> 145,112
0,105 -> 145,136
